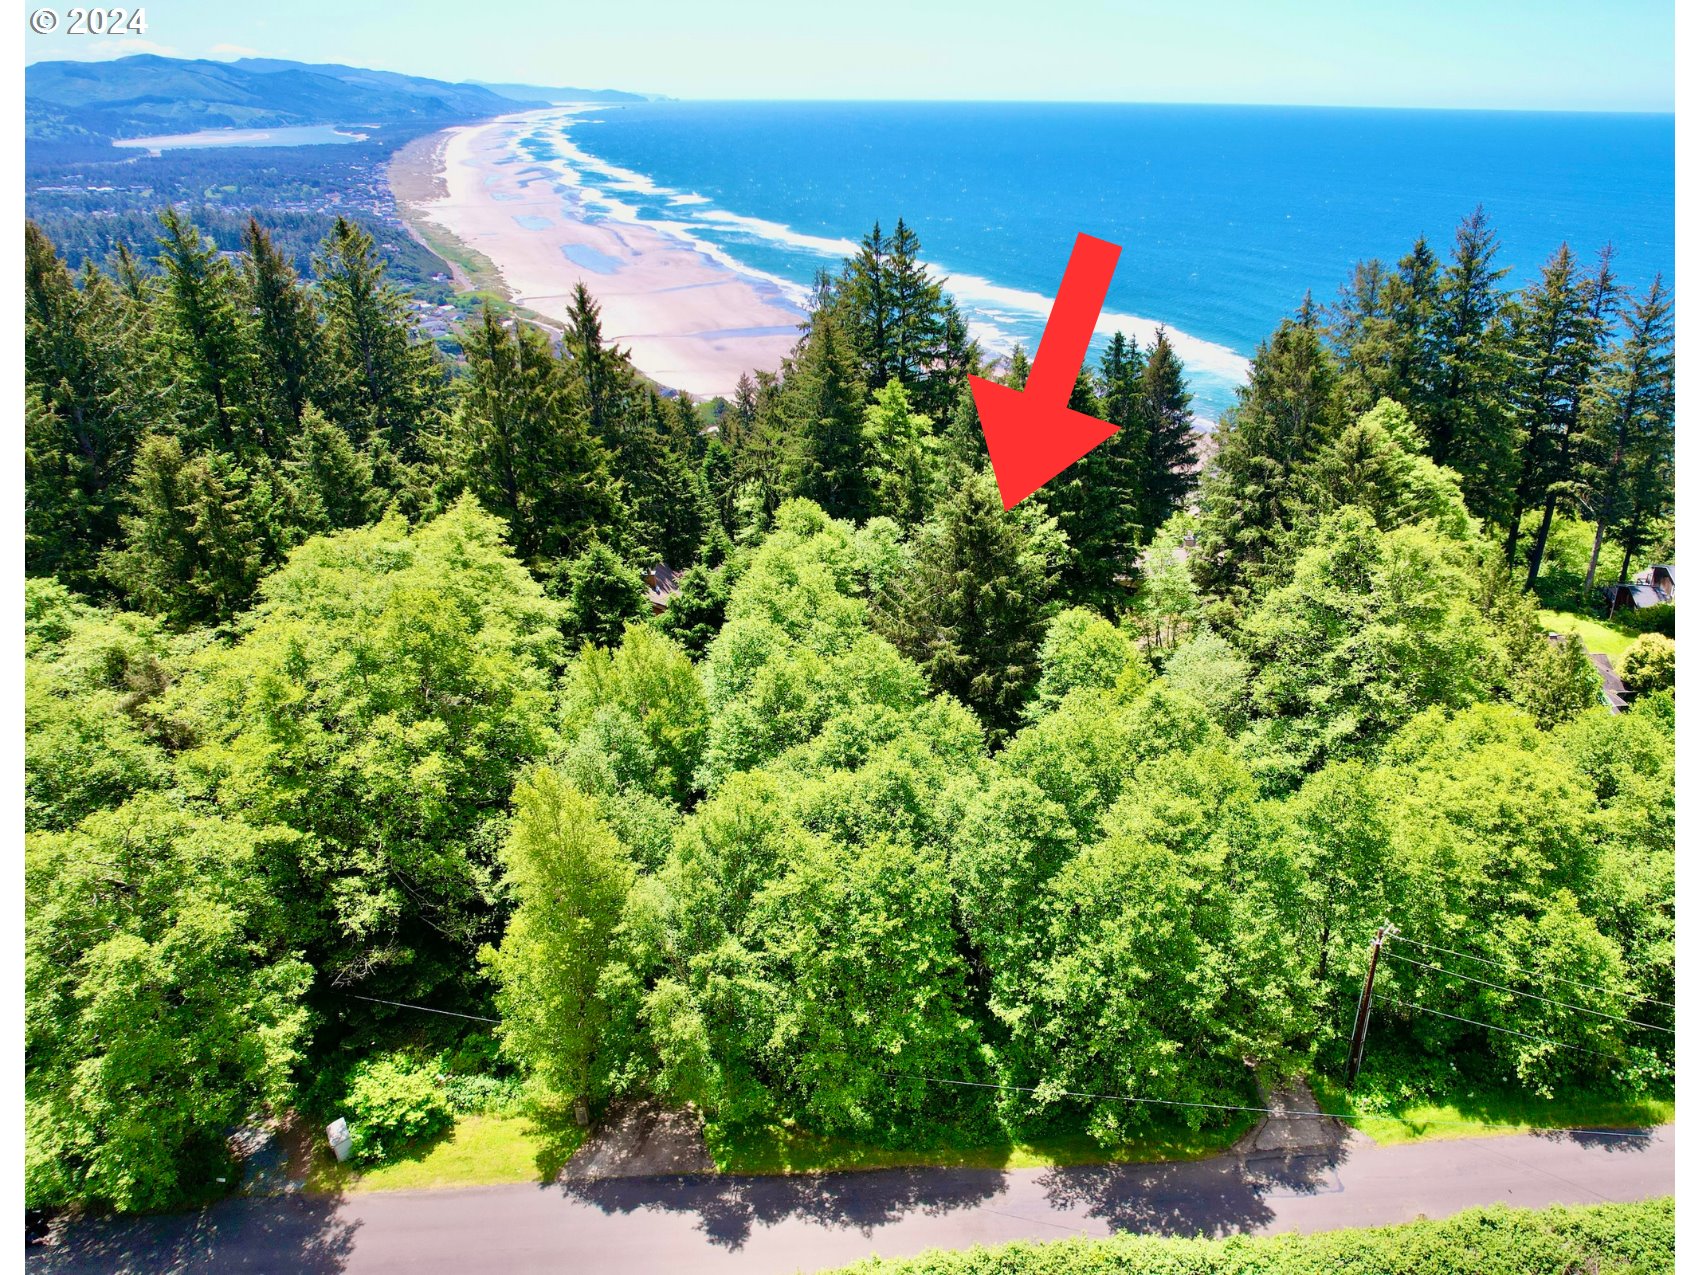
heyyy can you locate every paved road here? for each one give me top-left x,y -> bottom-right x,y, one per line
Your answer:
28,1125 -> 1673,1274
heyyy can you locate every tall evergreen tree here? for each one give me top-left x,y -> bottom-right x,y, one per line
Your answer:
786,310 -> 868,521
1576,276 -> 1674,596
638,388 -> 716,568
447,308 -> 623,564
1385,236 -> 1444,413
837,221 -> 892,387
1329,237 -> 1443,418
563,281 -> 625,444
729,368 -> 793,521
1045,367 -> 1140,609
155,209 -> 255,452
241,217 -> 322,444
559,284 -> 707,563
1138,328 -> 1198,538
1423,208 -> 1518,526
835,218 -> 964,418
726,372 -> 759,452
1195,312 -> 1344,598
873,470 -> 1067,741
1330,257 -> 1392,412
1502,245 -> 1599,571
314,217 -> 441,465
24,223 -> 149,585
1523,246 -> 1620,589
1099,332 -> 1146,430
886,219 -> 947,386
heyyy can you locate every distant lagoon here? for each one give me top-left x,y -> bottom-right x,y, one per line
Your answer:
560,242 -> 625,273
113,125 -> 369,152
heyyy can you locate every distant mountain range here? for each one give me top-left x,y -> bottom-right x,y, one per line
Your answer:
470,80 -> 662,105
24,55 -> 657,146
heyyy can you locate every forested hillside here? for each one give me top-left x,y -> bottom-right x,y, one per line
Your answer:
23,207 -> 1675,1213
25,54 -> 532,142
24,54 -> 527,299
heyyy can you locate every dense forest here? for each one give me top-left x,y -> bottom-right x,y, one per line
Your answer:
23,205 -> 1675,1214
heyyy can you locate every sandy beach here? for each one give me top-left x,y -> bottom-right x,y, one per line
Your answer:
402,111 -> 807,398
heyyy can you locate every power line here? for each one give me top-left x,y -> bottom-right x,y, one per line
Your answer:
1389,934 -> 1674,1011
1374,994 -> 1634,1066
343,993 -> 499,1024
1381,950 -> 1673,1034
346,994 -> 1659,1141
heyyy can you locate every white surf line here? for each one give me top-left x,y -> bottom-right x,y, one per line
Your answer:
937,269 -> 1253,385
534,106 -> 1252,389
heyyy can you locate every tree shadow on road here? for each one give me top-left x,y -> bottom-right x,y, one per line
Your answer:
1036,1120 -> 1359,1238
554,1165 -> 1008,1251
1530,1126 -> 1660,1152
27,1195 -> 360,1274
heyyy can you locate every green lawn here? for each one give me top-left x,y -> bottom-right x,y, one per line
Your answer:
291,1080 -> 1672,1192
1312,1077 -> 1673,1146
305,1114 -> 582,1194
1538,609 -> 1636,662
297,1107 -> 1257,1192
708,1113 -> 1256,1176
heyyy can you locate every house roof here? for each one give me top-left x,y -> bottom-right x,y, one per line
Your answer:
1605,582 -> 1666,609
1587,651 -> 1629,712
642,562 -> 681,610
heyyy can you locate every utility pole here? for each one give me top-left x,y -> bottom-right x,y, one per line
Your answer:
1346,924 -> 1394,1090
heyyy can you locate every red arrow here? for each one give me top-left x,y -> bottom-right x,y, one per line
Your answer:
969,233 -> 1122,509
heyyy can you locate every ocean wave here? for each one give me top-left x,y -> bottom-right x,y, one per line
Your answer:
941,270 -> 1252,384
531,114 -> 816,310
692,209 -> 860,259
637,215 -> 818,311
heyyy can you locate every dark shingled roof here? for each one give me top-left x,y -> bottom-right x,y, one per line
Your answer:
1587,651 -> 1629,713
1603,582 -> 1666,610
642,562 -> 681,611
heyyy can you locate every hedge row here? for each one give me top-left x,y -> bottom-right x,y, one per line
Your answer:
826,1198 -> 1674,1275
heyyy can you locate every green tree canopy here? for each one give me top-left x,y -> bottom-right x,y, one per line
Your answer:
166,499 -> 561,994
1239,507 -> 1493,786
874,471 -> 1067,740
487,769 -> 638,1117
26,796 -> 311,1212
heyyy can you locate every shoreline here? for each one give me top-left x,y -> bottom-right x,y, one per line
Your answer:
395,110 -> 807,398
390,107 -> 1244,420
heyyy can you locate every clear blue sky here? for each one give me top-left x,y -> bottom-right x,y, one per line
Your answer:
23,0 -> 1674,111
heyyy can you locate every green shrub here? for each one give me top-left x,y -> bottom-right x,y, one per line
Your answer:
823,1198 -> 1673,1274
1620,634 -> 1676,696
441,1072 -> 523,1116
342,1054 -> 453,1165
1618,603 -> 1675,637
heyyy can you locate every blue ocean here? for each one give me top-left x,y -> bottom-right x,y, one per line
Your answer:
535,102 -> 1673,418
